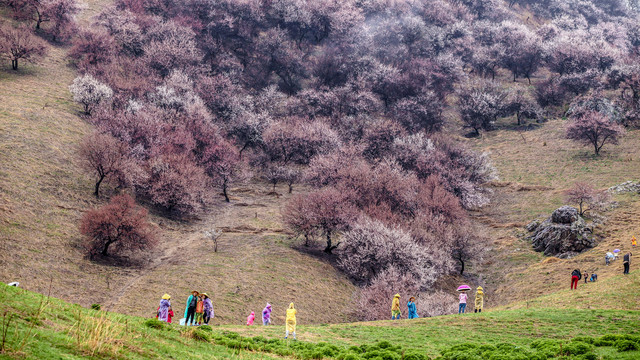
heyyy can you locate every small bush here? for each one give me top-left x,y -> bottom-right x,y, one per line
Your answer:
615,340 -> 639,352
572,336 -> 595,344
187,328 -> 211,342
199,325 -> 212,332
143,319 -> 165,330
404,350 -> 430,360
91,304 -> 101,310
594,334 -> 627,347
561,342 -> 594,356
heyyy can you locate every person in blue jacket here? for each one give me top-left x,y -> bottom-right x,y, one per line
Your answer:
407,296 -> 419,319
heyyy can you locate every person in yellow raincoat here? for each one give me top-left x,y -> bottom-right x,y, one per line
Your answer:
474,287 -> 484,313
285,303 -> 297,340
391,294 -> 401,320
632,236 -> 637,247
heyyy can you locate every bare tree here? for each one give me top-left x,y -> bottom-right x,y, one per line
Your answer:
79,132 -> 128,198
0,24 -> 47,70
204,228 -> 222,253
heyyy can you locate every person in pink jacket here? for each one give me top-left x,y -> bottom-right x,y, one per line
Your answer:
247,311 -> 255,325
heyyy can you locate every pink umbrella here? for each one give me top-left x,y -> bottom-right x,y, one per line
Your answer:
457,285 -> 471,292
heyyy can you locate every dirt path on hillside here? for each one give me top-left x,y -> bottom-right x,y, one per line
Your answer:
97,184 -> 356,324
102,186 -> 275,310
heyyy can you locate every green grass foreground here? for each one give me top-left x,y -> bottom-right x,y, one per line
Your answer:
0,284 -> 639,359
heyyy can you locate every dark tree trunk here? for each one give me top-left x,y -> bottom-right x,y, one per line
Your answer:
11,60 -> 18,70
459,257 -> 465,275
101,239 -> 115,256
223,183 -> 230,202
238,142 -> 249,159
323,233 -> 338,253
94,174 -> 105,198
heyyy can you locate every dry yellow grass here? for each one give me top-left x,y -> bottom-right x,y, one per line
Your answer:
0,2 -> 357,325
2,0 -> 639,326
465,118 -> 640,308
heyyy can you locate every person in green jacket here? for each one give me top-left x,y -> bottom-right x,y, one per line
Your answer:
184,290 -> 199,326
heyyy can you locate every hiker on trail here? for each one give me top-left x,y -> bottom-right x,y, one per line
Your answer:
458,291 -> 468,314
623,252 -> 632,274
571,269 -> 581,289
195,294 -> 205,325
407,297 -> 419,319
285,303 -> 297,340
474,287 -> 484,313
632,236 -> 637,247
262,303 -> 272,325
202,293 -> 213,325
391,294 -> 401,320
583,271 -> 589,284
184,290 -> 199,326
158,294 -> 171,322
247,311 -> 255,325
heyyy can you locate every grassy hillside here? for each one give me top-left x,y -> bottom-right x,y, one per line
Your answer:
0,2 -> 356,324
1,283 -> 639,359
2,0 -> 640,334
466,118 -> 640,307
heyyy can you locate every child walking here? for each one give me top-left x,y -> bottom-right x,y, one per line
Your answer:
459,291 -> 468,314
195,294 -> 204,325
167,306 -> 174,323
285,303 -> 297,340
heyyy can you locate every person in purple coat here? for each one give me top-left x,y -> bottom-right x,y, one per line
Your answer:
158,294 -> 171,322
202,293 -> 214,325
262,303 -> 272,325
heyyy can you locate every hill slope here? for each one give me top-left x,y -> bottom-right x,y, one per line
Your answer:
0,2 -> 356,324
467,118 -> 640,307
0,283 -> 639,359
2,0 -> 640,328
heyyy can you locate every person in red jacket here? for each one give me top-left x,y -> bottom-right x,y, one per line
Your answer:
167,306 -> 174,323
570,269 -> 581,289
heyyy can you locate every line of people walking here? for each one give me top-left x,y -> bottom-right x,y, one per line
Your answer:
390,286 -> 485,319
156,293 -> 298,340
